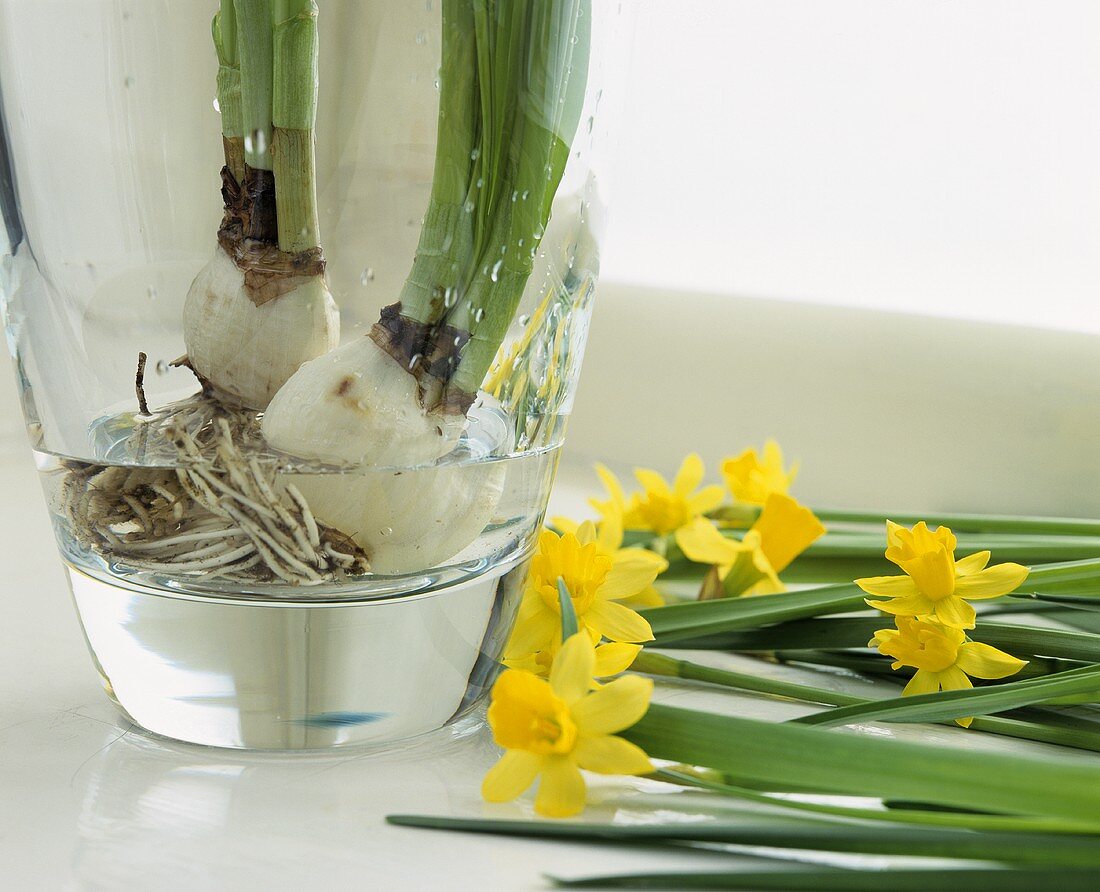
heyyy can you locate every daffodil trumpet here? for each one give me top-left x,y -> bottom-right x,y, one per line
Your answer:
261,0 -> 591,567
184,0 -> 338,411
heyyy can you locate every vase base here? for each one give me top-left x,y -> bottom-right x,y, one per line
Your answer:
66,556 -> 525,750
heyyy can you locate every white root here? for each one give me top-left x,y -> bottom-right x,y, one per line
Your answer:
59,404 -> 369,586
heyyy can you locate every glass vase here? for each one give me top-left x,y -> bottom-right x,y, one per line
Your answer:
0,0 -> 626,749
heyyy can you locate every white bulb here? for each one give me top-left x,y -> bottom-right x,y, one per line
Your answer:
263,336 -> 500,572
262,336 -> 464,467
183,245 -> 339,410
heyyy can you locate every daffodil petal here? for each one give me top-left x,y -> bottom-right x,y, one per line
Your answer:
575,520 -> 597,546
750,493 -> 826,573
597,511 -> 624,552
549,632 -> 597,705
534,756 -> 586,818
897,547 -> 956,600
600,557 -> 666,602
902,669 -> 941,696
572,675 -> 654,736
634,468 -> 672,497
855,575 -> 921,598
954,562 -> 1029,599
585,598 -> 654,643
955,551 -> 991,576
550,516 -> 581,535
688,484 -> 727,515
675,518 -> 744,567
761,439 -> 783,472
620,586 -> 666,609
595,463 -> 627,506
505,608 -> 560,657
956,642 -> 1028,679
864,593 -> 935,616
502,652 -> 543,674
574,734 -> 654,775
481,750 -> 541,802
932,596 -> 977,630
611,548 -> 669,574
672,453 -> 705,496
593,643 -> 642,677
938,665 -> 974,692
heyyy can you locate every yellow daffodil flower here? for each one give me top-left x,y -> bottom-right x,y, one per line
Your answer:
675,493 -> 825,597
483,632 -> 654,817
504,522 -> 662,661
870,615 -> 1028,727
504,641 -> 643,680
552,510 -> 669,609
857,521 -> 1029,629
722,439 -> 799,506
591,454 -> 725,537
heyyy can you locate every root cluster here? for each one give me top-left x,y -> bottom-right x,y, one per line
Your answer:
60,404 -> 370,586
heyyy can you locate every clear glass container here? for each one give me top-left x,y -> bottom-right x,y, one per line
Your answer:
0,0 -> 627,748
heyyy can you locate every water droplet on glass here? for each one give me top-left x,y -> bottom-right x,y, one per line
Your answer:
511,190 -> 518,203
380,526 -> 393,536
518,314 -> 530,327
212,96 -> 221,113
415,30 -> 427,45
245,129 -> 266,155
490,260 -> 502,283
521,189 -> 530,201
408,353 -> 422,371
360,267 -> 375,285
473,307 -> 485,322
155,360 -> 169,375
470,147 -> 480,161
443,287 -> 457,308
462,199 -> 475,213
453,335 -> 462,347
475,177 -> 484,188
586,116 -> 594,134
517,238 -> 524,247
433,77 -> 440,90
124,75 -> 135,88
146,286 -> 157,300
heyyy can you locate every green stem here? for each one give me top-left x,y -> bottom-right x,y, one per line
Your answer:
213,1 -> 245,180
550,868 -> 1100,891
386,814 -> 1100,868
654,768 -> 1097,834
623,703 -> 1100,824
641,558 -> 1100,642
398,0 -> 481,326
634,652 -> 1100,753
235,0 -> 274,170
272,0 -> 320,252
447,0 -> 590,396
656,615 -> 1100,663
817,507 -> 1100,536
631,651 -> 865,707
791,664 -> 1100,729
711,505 -> 1100,537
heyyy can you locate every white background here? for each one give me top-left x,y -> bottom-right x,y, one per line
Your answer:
603,0 -> 1100,335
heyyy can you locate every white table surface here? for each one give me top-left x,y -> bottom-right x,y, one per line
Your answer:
1,367 -> 1092,892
